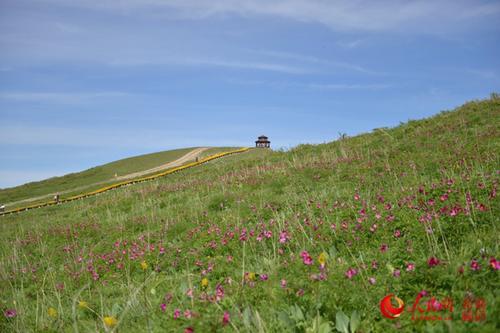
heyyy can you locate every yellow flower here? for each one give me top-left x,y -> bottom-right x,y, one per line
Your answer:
78,301 -> 89,309
48,307 -> 58,318
318,252 -> 328,266
247,272 -> 256,281
201,278 -> 209,288
103,316 -> 118,328
140,261 -> 148,270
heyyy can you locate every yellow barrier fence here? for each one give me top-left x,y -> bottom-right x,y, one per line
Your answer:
0,147 -> 251,216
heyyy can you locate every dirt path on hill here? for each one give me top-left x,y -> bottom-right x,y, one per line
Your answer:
4,147 -> 210,207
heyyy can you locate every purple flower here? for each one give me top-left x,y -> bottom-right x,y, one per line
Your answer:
259,274 -> 268,281
160,303 -> 167,312
345,268 -> 358,279
393,269 -> 401,278
300,251 -> 313,265
4,309 -> 17,318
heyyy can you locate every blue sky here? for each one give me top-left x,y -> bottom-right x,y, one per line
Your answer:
1,0 -> 499,189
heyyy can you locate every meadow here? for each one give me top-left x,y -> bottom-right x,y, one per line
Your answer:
0,96 -> 499,332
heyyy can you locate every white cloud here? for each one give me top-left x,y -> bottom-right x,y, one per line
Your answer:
0,91 -> 133,104
39,0 -> 500,33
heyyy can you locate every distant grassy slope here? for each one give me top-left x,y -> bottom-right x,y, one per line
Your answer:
0,97 -> 498,332
0,147 -> 235,205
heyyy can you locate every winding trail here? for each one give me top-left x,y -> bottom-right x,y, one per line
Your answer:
4,147 -> 210,207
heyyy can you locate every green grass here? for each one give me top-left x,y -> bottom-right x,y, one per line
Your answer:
0,147 -> 236,207
0,96 -> 498,332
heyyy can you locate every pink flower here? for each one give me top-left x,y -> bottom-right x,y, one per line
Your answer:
394,230 -> 401,238
418,290 -> 428,297
259,274 -> 268,281
186,288 -> 193,298
279,231 -> 290,244
371,260 -> 378,270
280,279 -> 287,288
184,310 -> 193,319
173,309 -> 181,319
380,244 -> 388,253
490,257 -> 500,270
393,269 -> 401,278
160,303 -> 167,312
184,328 -> 194,333
222,311 -> 230,326
215,284 -> 225,301
406,263 -> 415,271
470,259 -> 481,271
368,277 -> 376,285
296,288 -> 304,297
428,298 -> 442,311
427,257 -> 440,267
345,268 -> 358,279
4,309 -> 16,318
300,251 -> 313,265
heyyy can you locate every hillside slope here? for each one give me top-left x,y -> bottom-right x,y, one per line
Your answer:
0,147 -> 236,207
0,97 -> 498,332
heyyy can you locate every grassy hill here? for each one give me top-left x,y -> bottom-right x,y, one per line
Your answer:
0,97 -> 499,332
0,147 -> 236,207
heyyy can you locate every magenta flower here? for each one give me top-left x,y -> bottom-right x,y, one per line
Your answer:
4,309 -> 17,318
279,231 -> 290,244
222,311 -> 230,326
184,327 -> 194,333
300,251 -> 313,265
427,257 -> 440,267
490,257 -> 500,270
394,230 -> 401,238
160,303 -> 166,312
470,259 -> 481,271
173,308 -> 181,319
259,274 -> 268,281
406,263 -> 415,272
345,268 -> 358,279
380,244 -> 388,253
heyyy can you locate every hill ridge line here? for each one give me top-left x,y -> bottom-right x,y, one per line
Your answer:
0,147 -> 251,216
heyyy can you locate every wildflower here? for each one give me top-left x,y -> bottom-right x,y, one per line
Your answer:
201,278 -> 209,288
393,269 -> 401,278
371,260 -> 378,270
215,284 -> 225,301
103,316 -> 118,328
394,230 -> 401,238
368,277 -> 376,285
296,288 -> 305,297
427,257 -> 440,267
186,288 -> 193,298
318,252 -> 328,268
160,303 -> 166,312
490,257 -> 500,270
280,279 -> 287,288
140,261 -> 148,270
470,259 -> 481,271
428,298 -> 442,311
48,307 -> 58,318
184,327 -> 194,333
345,268 -> 358,279
380,244 -> 388,253
406,263 -> 415,272
4,309 -> 16,318
184,310 -> 192,319
300,251 -> 313,265
418,290 -> 428,297
78,301 -> 89,309
222,311 -> 230,326
174,308 -> 181,319
247,272 -> 256,281
259,274 -> 268,281
279,231 -> 290,244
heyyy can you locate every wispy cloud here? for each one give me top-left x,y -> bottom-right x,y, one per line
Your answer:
228,79 -> 390,91
39,0 -> 500,33
0,91 -> 133,104
110,57 -> 311,74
